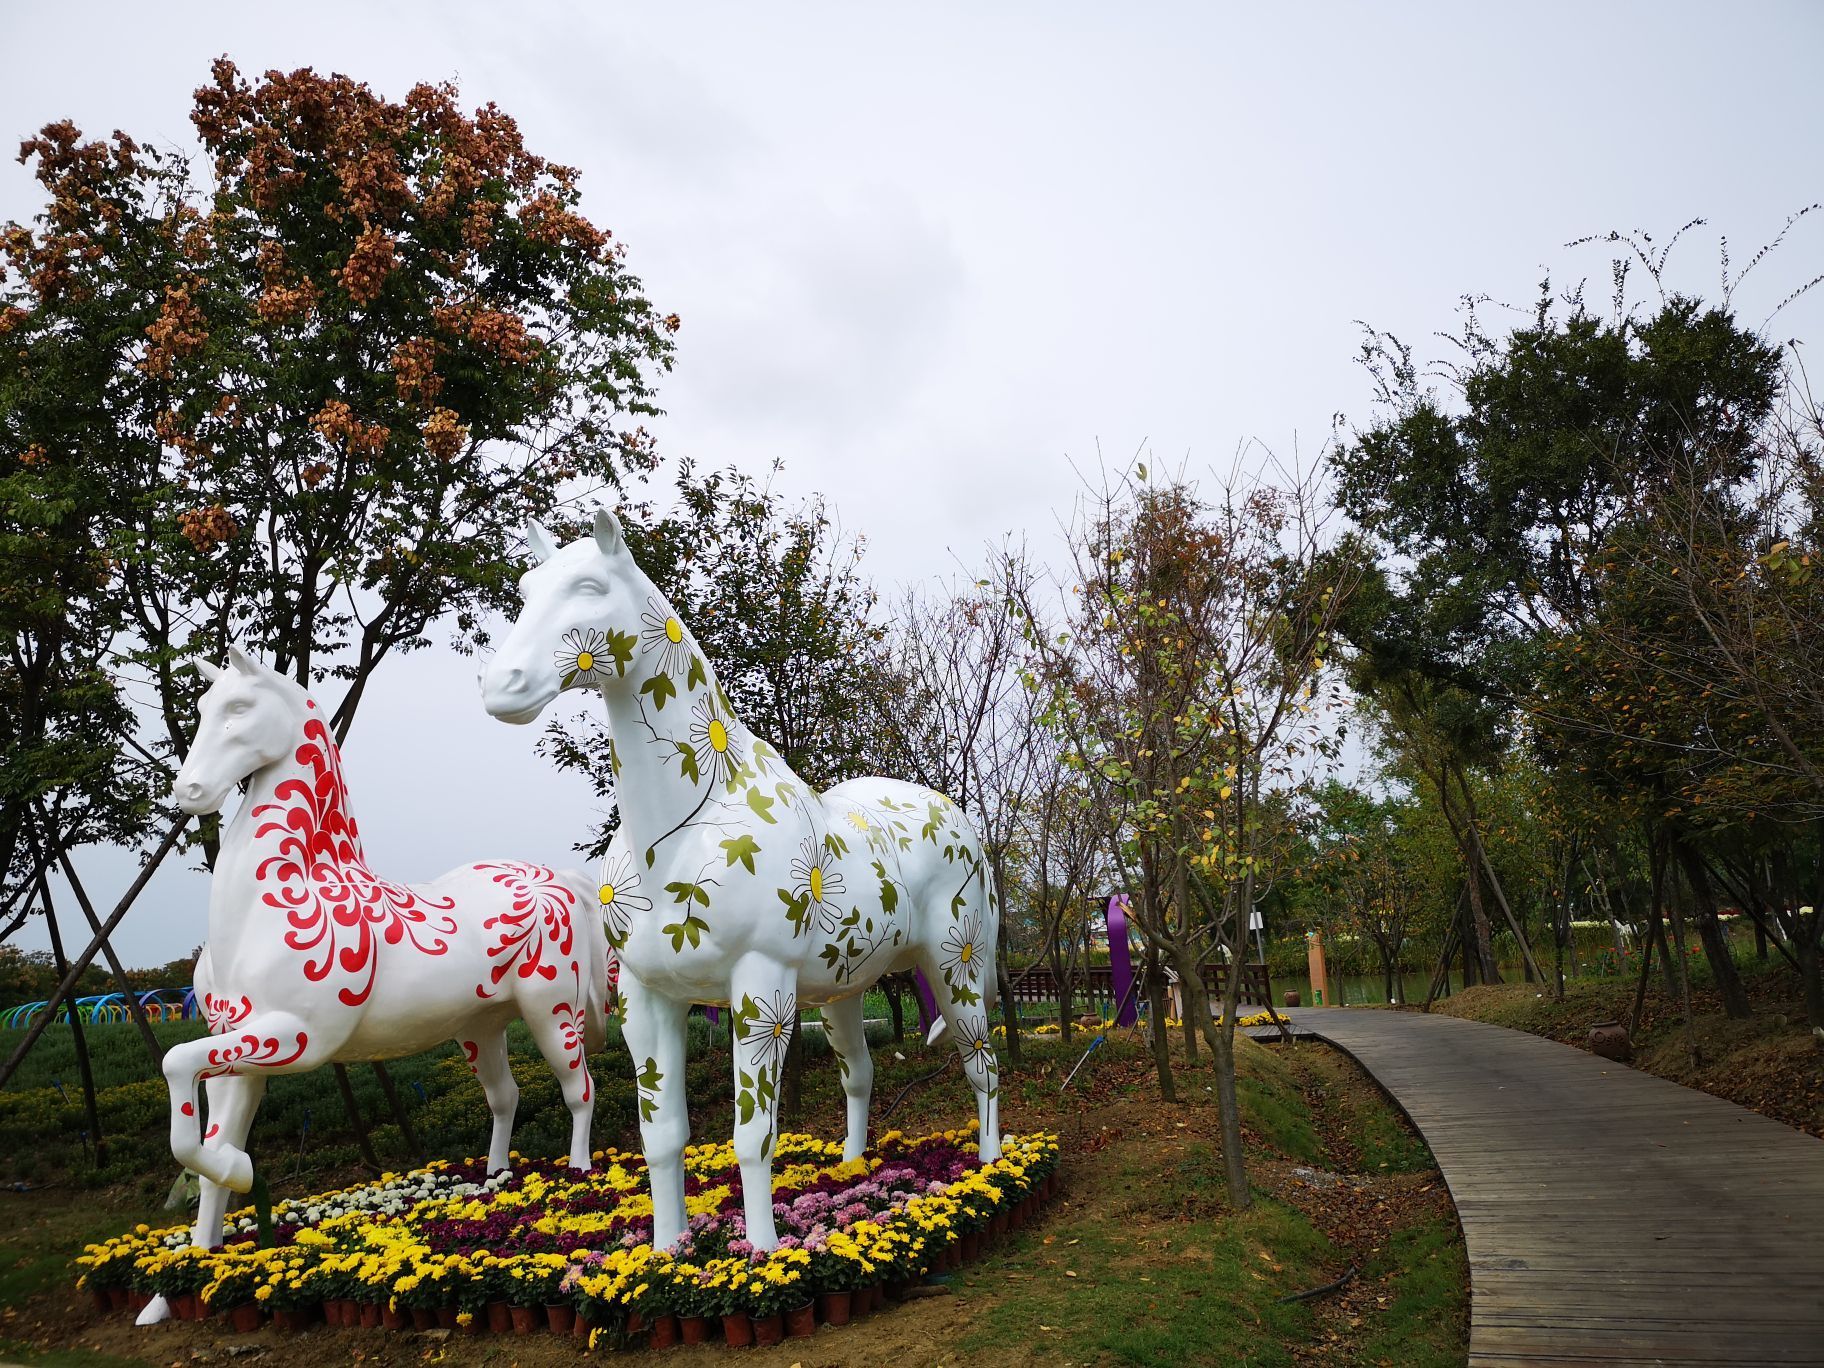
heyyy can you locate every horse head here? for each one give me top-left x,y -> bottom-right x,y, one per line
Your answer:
172,647 -> 308,815
482,508 -> 638,725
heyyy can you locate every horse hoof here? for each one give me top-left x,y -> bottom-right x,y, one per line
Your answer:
136,1294 -> 173,1326
220,1149 -> 254,1193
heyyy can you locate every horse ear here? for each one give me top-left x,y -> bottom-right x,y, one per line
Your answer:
226,645 -> 260,676
526,521 -> 557,563
195,657 -> 223,684
593,508 -> 625,557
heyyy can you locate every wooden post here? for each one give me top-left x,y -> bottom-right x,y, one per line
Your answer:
332,1064 -> 383,1174
370,1061 -> 423,1160
1305,930 -> 1332,1007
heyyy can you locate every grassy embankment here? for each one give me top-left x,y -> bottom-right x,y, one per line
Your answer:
1,1019 -> 1466,1367
1430,958 -> 1822,1137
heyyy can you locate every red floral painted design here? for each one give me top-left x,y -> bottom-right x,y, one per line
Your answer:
551,963 -> 592,1103
199,1029 -> 310,1079
254,709 -> 457,1007
205,1122 -> 220,1140
473,861 -> 577,999
460,1039 -> 480,1076
203,993 -> 253,1035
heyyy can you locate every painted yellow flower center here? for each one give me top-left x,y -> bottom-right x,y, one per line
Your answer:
708,719 -> 729,753
575,651 -> 595,672
959,941 -> 974,964
772,1022 -> 785,1038
599,884 -> 615,905
808,866 -> 824,902
665,618 -> 683,644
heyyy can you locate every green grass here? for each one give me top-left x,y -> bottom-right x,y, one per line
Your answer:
1352,1208 -> 1470,1366
959,1141 -> 1337,1367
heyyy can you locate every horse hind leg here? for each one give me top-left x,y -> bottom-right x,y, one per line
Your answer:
916,945 -> 1002,1164
522,989 -> 597,1171
467,1032 -> 518,1173
821,994 -> 875,1161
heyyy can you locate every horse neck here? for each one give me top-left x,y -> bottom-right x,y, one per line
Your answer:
214,700 -> 365,952
597,573 -> 754,863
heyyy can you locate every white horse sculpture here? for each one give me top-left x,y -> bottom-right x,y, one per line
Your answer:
481,511 -> 1002,1252
156,649 -> 606,1279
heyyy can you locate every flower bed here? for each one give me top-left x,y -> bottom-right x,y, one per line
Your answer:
78,1124 -> 1059,1346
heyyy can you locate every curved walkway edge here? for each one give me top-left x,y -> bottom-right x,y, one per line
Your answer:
1280,1007 -> 1824,1367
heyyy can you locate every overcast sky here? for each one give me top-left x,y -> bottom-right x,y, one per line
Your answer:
5,1 -> 1822,968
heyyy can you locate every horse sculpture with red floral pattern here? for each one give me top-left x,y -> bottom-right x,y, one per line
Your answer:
151,648 -> 606,1312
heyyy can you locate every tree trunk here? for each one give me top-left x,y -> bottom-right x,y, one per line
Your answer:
1463,869 -> 1502,984
885,978 -> 905,1043
40,882 -> 105,1165
1141,942 -> 1176,1103
1675,844 -> 1750,1020
1191,873 -> 1253,1211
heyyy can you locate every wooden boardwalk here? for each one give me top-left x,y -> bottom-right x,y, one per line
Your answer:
1282,1007 -> 1824,1367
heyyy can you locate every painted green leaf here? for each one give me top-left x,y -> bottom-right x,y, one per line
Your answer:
747,787 -> 777,823
641,670 -> 678,710
687,655 -> 707,691
676,740 -> 700,784
721,834 -> 761,874
605,629 -> 639,676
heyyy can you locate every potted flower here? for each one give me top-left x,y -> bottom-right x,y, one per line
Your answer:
740,1251 -> 810,1346
669,1260 -> 717,1345
201,1256 -> 264,1332
628,1261 -> 680,1348
505,1255 -> 562,1334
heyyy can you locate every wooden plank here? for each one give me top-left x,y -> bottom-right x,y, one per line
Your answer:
1285,1007 -> 1824,1366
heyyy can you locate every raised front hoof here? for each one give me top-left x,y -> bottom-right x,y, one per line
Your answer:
136,1294 -> 172,1326
197,1146 -> 254,1193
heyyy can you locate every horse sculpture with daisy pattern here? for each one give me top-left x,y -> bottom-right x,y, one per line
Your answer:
150,648 -> 607,1317
482,510 -> 1003,1252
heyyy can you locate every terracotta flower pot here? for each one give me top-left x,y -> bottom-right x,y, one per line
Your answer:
228,1303 -> 263,1333
411,1306 -> 436,1331
818,1290 -> 852,1327
572,1310 -> 592,1342
722,1311 -> 754,1347
360,1302 -> 383,1328
991,1210 -> 1010,1238
107,1287 -> 128,1312
459,1314 -> 483,1335
487,1300 -> 513,1334
679,1314 -> 711,1344
272,1306 -> 312,1332
626,1310 -> 646,1335
168,1292 -> 195,1321
962,1231 -> 982,1262
546,1303 -> 575,1335
383,1305 -> 409,1330
510,1304 -> 539,1334
649,1313 -> 680,1348
342,1297 -> 363,1325
318,1299 -> 339,1326
436,1305 -> 458,1330
88,1287 -> 111,1315
886,1278 -> 912,1303
753,1312 -> 784,1346
127,1290 -> 150,1313
785,1300 -> 816,1338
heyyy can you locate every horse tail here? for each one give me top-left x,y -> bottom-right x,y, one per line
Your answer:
980,857 -> 1001,1015
564,870 -> 610,1052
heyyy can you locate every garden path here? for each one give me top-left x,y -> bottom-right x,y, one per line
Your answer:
1283,1006 -> 1824,1367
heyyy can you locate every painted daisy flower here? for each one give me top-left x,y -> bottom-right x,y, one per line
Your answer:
555,628 -> 608,689
738,989 -> 797,1073
687,693 -> 739,786
844,810 -> 871,834
598,848 -> 652,949
789,838 -> 847,934
639,597 -> 696,678
940,912 -> 984,981
961,1027 -> 997,1072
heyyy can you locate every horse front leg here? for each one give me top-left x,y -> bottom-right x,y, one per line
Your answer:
162,1011 -> 317,1191
192,1072 -> 268,1248
821,994 -> 875,1161
619,973 -> 691,1248
729,956 -> 797,1252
